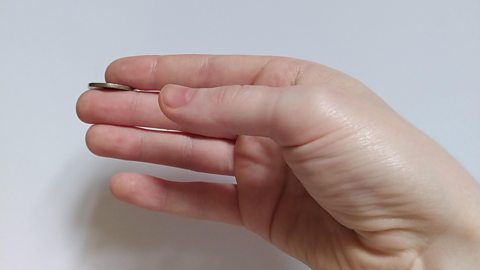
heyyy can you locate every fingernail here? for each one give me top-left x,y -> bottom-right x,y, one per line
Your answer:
162,85 -> 194,108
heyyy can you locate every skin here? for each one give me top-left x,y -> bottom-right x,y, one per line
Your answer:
76,55 -> 480,269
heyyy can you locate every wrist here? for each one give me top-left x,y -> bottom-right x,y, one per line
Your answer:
418,221 -> 480,270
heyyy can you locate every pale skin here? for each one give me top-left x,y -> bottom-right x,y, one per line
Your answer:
76,55 -> 480,269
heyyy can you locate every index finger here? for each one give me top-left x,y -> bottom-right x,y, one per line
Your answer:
105,54 -> 310,90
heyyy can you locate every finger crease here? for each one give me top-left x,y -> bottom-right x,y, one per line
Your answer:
180,136 -> 195,169
251,58 -> 274,85
150,57 -> 160,89
129,93 -> 140,125
136,130 -> 148,161
199,56 -> 212,87
293,63 -> 306,86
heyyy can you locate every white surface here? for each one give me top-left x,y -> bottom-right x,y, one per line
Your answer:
1,1 -> 479,269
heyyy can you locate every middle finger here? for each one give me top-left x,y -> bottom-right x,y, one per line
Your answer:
77,90 -> 179,130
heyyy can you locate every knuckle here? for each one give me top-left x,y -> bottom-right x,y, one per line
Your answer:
254,57 -> 310,86
210,87 -> 229,105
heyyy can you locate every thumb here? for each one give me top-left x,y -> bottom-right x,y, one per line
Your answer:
158,84 -> 332,146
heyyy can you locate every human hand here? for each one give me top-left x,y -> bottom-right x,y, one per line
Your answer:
76,55 -> 480,269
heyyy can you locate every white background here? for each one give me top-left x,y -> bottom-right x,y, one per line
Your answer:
1,1 -> 479,269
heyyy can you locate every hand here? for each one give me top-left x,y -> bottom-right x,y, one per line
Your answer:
76,55 -> 480,269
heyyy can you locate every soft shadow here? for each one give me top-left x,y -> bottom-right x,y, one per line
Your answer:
52,151 -> 305,270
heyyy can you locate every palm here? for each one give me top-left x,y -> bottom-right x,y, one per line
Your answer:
233,135 -> 418,269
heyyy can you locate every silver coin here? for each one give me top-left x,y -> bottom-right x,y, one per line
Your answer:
88,82 -> 134,91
